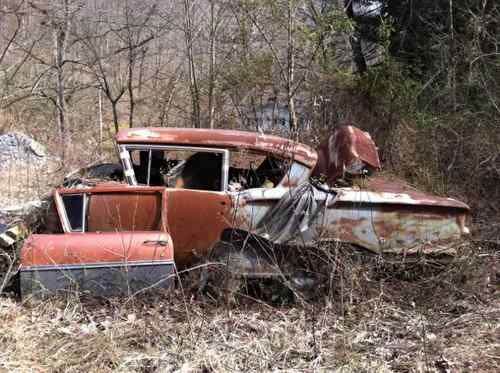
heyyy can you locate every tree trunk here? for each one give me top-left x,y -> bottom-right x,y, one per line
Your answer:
111,101 -> 119,134
128,48 -> 135,128
158,70 -> 182,126
54,0 -> 70,159
207,0 -> 216,129
287,0 -> 297,132
98,87 -> 103,149
126,2 -> 135,128
183,0 -> 201,128
55,27 -> 66,138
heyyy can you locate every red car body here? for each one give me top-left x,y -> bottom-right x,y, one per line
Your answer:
19,126 -> 470,297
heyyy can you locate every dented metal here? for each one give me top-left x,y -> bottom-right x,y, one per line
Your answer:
313,125 -> 381,183
17,126 -> 471,296
20,232 -> 174,296
116,127 -> 318,168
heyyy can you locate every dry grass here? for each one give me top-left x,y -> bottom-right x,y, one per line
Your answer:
1,244 -> 498,372
383,119 -> 500,243
0,125 -> 498,372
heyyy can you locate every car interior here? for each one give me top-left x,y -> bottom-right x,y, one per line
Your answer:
127,148 -> 289,192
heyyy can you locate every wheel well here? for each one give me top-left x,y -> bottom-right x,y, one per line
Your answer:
220,228 -> 275,251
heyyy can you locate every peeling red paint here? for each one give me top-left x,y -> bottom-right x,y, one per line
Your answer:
19,126 -> 473,297
21,232 -> 173,267
116,127 -> 318,168
313,125 -> 380,183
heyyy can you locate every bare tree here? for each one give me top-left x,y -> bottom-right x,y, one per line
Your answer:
16,0 -> 86,159
286,0 -> 298,130
157,65 -> 184,127
77,0 -> 160,133
183,0 -> 201,128
241,0 -> 319,132
0,0 -> 26,108
53,0 -> 72,139
0,1 -> 24,66
122,0 -> 157,128
207,0 -> 216,129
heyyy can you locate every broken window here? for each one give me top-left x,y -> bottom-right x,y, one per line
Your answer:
120,146 -> 292,192
61,194 -> 87,232
228,150 -> 288,191
129,149 -> 168,186
122,146 -> 227,191
166,150 -> 223,191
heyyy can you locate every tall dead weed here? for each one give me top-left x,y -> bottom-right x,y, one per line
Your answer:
0,241 -> 497,372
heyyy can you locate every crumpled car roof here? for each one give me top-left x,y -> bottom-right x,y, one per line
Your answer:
116,128 -> 318,167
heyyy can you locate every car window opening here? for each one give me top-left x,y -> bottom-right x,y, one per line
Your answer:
228,151 -> 288,191
126,147 -> 288,192
129,148 -> 224,191
61,194 -> 85,232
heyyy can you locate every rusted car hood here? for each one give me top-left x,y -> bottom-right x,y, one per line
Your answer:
336,175 -> 469,210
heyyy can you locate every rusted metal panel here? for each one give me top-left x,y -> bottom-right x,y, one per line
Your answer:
313,125 -> 380,183
21,232 -> 173,266
53,187 -> 167,233
116,128 -> 318,168
230,187 -> 289,232
20,232 -> 174,297
53,186 -> 232,267
165,189 -> 232,267
353,175 -> 470,209
87,192 -> 163,232
316,203 -> 469,254
232,184 -> 469,254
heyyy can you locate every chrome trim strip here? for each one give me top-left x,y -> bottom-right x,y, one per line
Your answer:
119,145 -> 138,185
147,149 -> 152,185
54,191 -> 72,233
82,193 -> 87,233
20,260 -> 175,272
221,148 -> 229,192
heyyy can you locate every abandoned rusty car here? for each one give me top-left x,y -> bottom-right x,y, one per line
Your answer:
17,126 -> 470,297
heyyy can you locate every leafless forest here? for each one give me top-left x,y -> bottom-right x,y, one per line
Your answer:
0,0 -> 498,224
0,0 -> 499,371
1,0 -> 343,145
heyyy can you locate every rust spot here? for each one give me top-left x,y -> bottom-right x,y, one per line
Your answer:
313,124 -> 380,183
165,189 -> 232,267
116,127 -> 318,168
21,232 -> 173,267
363,176 -> 470,209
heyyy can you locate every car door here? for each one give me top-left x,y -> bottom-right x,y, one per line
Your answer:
118,144 -> 234,267
164,189 -> 232,267
19,188 -> 174,297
